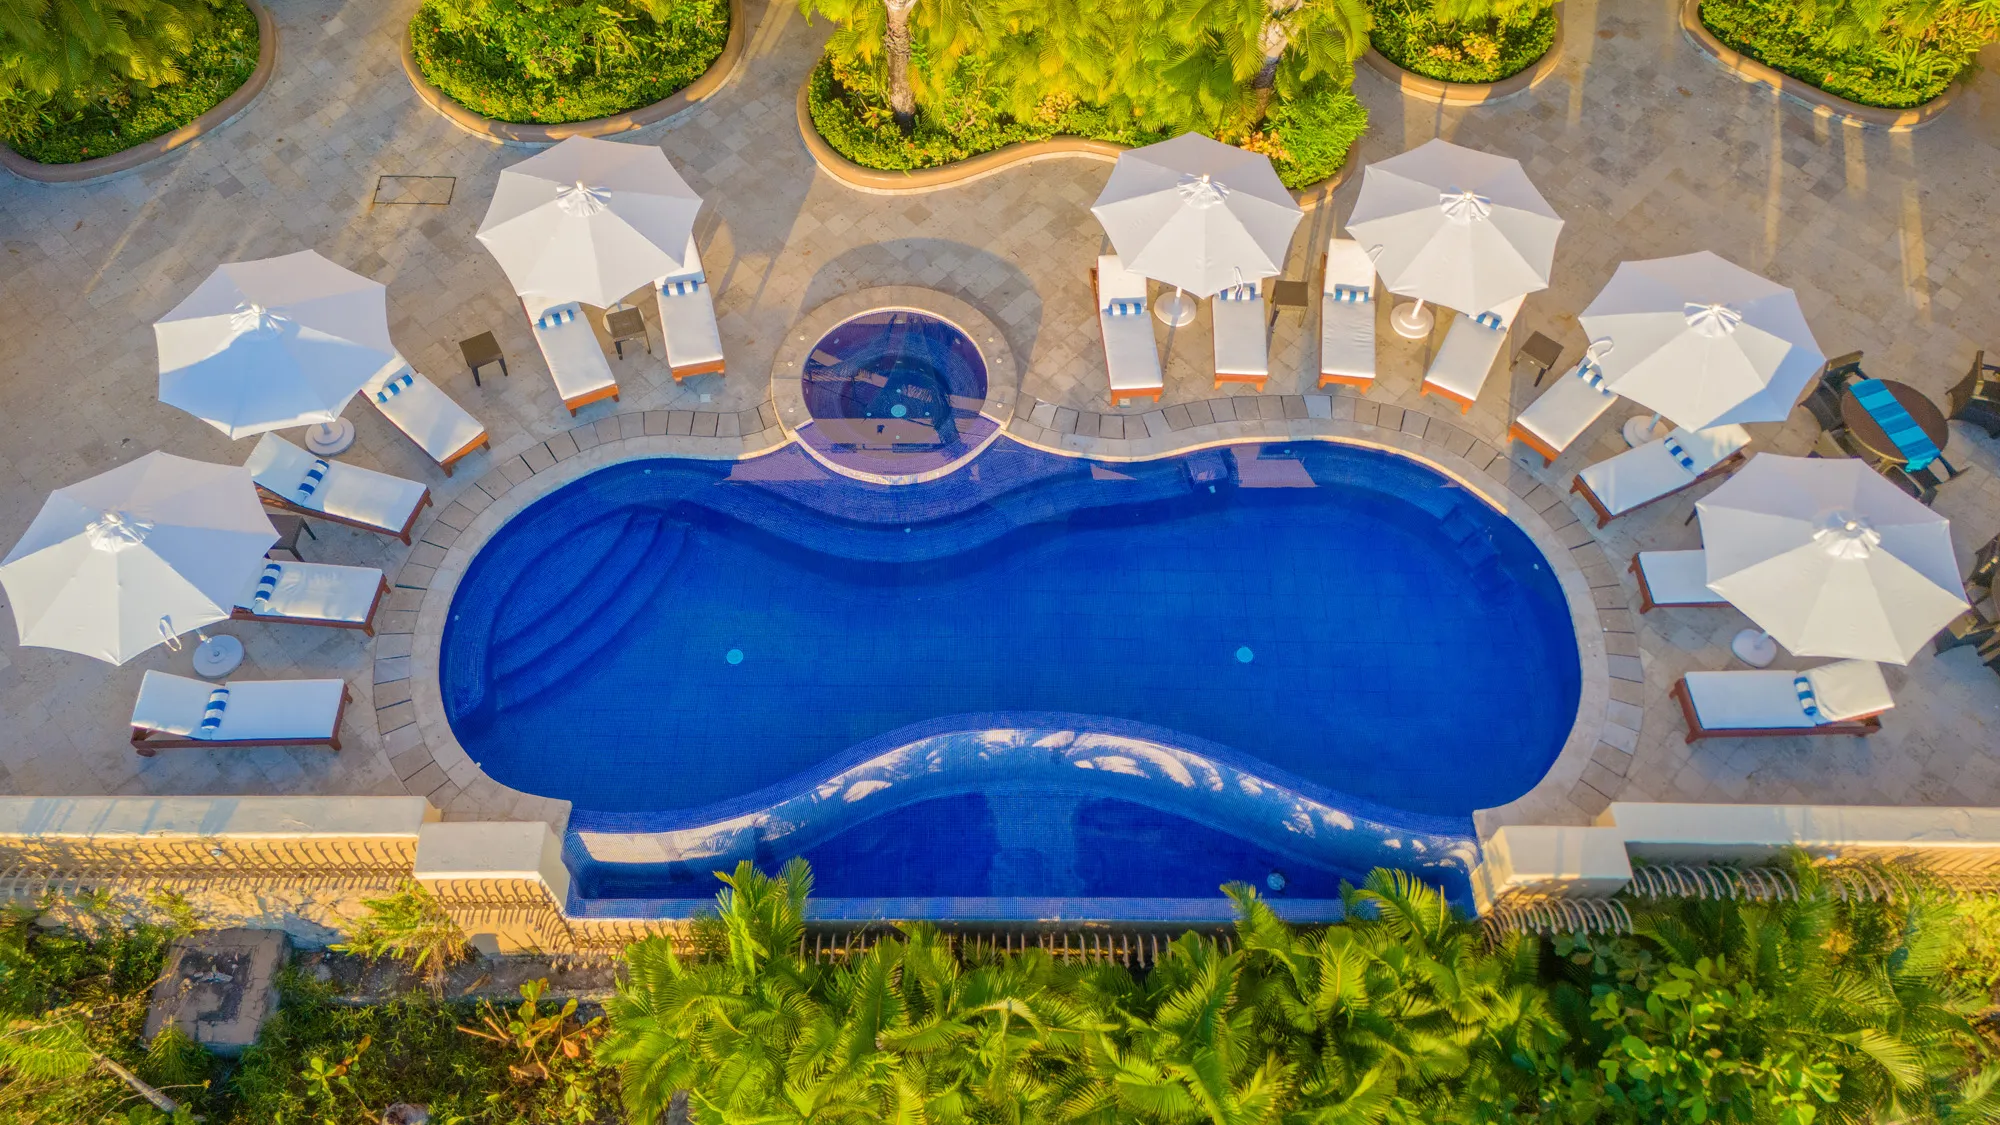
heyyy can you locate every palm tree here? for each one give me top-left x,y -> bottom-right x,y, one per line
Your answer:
1244,0 -> 1369,113
0,1010 -> 184,1117
0,0 -> 212,104
799,0 -> 984,130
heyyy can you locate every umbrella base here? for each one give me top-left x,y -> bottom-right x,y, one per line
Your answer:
306,418 -> 356,456
1154,292 -> 1197,327
1390,301 -> 1434,340
1622,414 -> 1672,447
193,634 -> 245,679
1731,628 -> 1779,668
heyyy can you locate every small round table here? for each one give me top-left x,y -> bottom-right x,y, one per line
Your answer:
1839,379 -> 1948,466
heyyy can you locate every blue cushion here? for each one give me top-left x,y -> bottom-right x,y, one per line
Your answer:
1107,300 -> 1145,317
1663,436 -> 1697,472
198,687 -> 230,736
1795,676 -> 1820,722
1474,311 -> 1505,330
251,562 -> 283,608
1216,285 -> 1257,302
661,277 -> 704,296
536,307 -> 575,330
296,459 -> 330,500
1330,284 -> 1370,303
1577,358 -> 1612,395
374,370 -> 415,404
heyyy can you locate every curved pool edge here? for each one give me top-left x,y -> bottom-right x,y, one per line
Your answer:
388,402 -> 1614,898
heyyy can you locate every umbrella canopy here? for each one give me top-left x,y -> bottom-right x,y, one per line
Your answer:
0,453 -> 277,664
1698,454 -> 1967,664
1089,133 -> 1303,297
1580,251 -> 1824,432
1344,138 -> 1563,314
156,250 -> 398,439
476,136 -> 704,309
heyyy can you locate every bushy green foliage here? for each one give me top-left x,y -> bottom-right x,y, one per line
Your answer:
331,886 -> 472,992
1701,0 -> 1998,107
408,0 -> 728,124
0,0 -> 255,163
1368,0 -> 1557,83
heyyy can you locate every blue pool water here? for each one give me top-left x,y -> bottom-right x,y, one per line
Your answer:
798,310 -> 997,478
441,440 -> 1580,912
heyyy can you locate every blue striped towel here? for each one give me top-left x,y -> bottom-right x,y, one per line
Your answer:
1473,310 -> 1505,330
661,277 -> 703,296
1577,357 -> 1612,395
1107,300 -> 1145,317
1662,435 -> 1696,472
251,562 -> 284,608
296,459 -> 331,500
1794,676 -> 1820,722
374,370 -> 415,404
1850,379 -> 1940,471
198,687 -> 230,736
535,307 -> 576,330
1217,285 -> 1257,302
1331,284 -> 1370,303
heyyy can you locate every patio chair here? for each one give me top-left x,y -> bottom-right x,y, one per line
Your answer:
361,358 -> 489,476
1934,605 -> 2000,655
1318,237 -> 1377,392
655,234 -> 725,381
1094,254 -> 1163,407
230,560 -> 390,635
1670,658 -> 1892,743
1211,282 -> 1268,390
1570,424 -> 1752,527
1508,356 -> 1620,465
526,300 -> 621,414
129,670 -> 350,756
246,434 -> 432,545
1631,550 -> 1728,613
1420,294 -> 1528,413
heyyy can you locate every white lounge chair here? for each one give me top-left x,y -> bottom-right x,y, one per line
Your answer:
526,300 -> 620,415
129,670 -> 350,756
231,559 -> 389,634
362,358 -> 489,476
1671,659 -> 1892,743
1211,283 -> 1268,390
655,234 -> 725,381
1631,550 -> 1728,613
1095,254 -> 1164,407
247,434 -> 432,545
1319,237 -> 1377,392
1571,424 -> 1752,527
1420,294 -> 1528,413
1508,357 -> 1619,465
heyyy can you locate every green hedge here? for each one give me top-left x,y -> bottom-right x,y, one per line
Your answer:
1700,0 -> 1994,108
1369,0 -> 1557,84
0,0 -> 257,165
409,0 -> 728,125
806,56 -> 1368,191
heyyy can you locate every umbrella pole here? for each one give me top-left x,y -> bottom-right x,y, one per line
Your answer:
1390,297 -> 1434,341
1730,628 -> 1779,667
1155,286 -> 1197,328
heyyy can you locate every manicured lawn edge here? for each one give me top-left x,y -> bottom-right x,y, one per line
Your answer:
1680,0 -> 1961,129
398,0 -> 746,146
0,0 -> 278,185
1357,5 -> 1564,106
792,78 -> 1361,206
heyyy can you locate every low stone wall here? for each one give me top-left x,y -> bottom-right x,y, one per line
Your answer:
1357,7 -> 1567,108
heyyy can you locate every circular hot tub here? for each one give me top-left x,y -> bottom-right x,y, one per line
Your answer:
794,309 -> 999,481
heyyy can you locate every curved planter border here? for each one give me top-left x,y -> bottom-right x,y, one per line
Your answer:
1680,0 -> 1959,130
399,0 -> 746,146
795,79 -> 1357,206
0,0 -> 278,185
1357,5 -> 1564,107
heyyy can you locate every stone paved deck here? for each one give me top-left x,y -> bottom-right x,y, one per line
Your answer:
0,0 -> 1996,827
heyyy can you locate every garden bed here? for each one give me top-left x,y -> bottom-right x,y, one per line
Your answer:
1367,0 -> 1559,86
1693,0 -> 1990,111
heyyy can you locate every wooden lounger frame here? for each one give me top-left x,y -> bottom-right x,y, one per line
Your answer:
131,687 -> 351,756
231,575 -> 390,635
1419,380 -> 1478,414
1214,372 -> 1268,391
1670,678 -> 1882,744
256,485 -> 432,546
564,384 -> 621,415
1092,265 -> 1165,408
1630,554 -> 1728,614
1571,449 -> 1747,528
437,432 -> 490,476
670,357 -> 726,381
1508,420 -> 1564,466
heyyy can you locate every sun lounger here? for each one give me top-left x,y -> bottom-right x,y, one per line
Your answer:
1095,254 -> 1164,407
230,560 -> 389,634
1319,238 -> 1377,391
1211,283 -> 1268,390
1420,294 -> 1528,413
1631,550 -> 1727,613
1670,659 -> 1891,743
1571,424 -> 1751,527
362,358 -> 489,476
129,670 -> 350,756
526,300 -> 620,414
1508,357 -> 1620,465
655,234 -> 725,381
247,434 -> 432,545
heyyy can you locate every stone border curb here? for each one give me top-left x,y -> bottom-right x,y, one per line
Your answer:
0,0 -> 278,185
398,0 -> 746,147
795,78 -> 1357,205
1680,0 -> 1959,130
1357,5 -> 1564,107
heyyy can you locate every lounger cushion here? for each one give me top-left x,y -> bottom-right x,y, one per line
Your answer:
656,235 -> 725,371
246,434 -> 429,532
1212,292 -> 1268,377
362,359 -> 486,464
1576,424 -> 1751,516
1635,550 -> 1717,606
528,300 -> 618,403
1802,659 -> 1893,722
1424,293 -> 1527,403
233,561 -> 382,624
131,670 -> 345,742
1513,361 -> 1619,455
1682,669 -> 1816,730
1098,255 -> 1162,395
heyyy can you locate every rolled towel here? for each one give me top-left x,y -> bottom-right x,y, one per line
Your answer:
1794,675 -> 1821,722
1663,435 -> 1697,472
374,370 -> 416,403
296,459 -> 331,500
1474,310 -> 1505,330
1217,285 -> 1257,302
251,561 -> 284,608
662,277 -> 704,296
1331,284 -> 1371,303
198,687 -> 230,737
1108,300 -> 1146,317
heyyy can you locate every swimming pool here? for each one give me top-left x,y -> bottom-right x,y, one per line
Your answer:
795,309 -> 999,480
440,440 -> 1581,915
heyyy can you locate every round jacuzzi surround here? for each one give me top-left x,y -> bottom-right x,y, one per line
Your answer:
794,308 -> 999,481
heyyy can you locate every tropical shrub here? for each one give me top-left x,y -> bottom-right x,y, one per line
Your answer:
1700,0 -> 1999,107
332,886 -> 473,993
1368,0 -> 1558,83
0,0 -> 256,164
408,0 -> 729,124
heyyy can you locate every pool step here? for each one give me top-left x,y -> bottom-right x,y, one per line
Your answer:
492,512 -> 639,647
1440,505 -> 1508,593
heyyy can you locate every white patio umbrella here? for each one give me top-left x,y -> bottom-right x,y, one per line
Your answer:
1698,454 -> 1967,667
1579,251 -> 1824,446
157,250 -> 398,452
476,135 -> 704,311
0,452 -> 277,667
1345,138 -> 1563,339
1090,133 -> 1303,326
